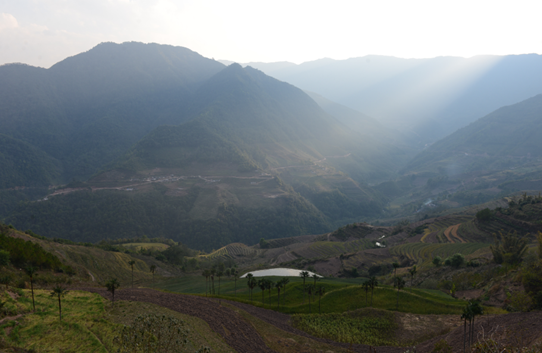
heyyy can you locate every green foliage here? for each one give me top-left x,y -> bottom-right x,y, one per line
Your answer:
259,238 -> 270,249
5,188 -> 331,251
476,208 -> 493,222
0,232 -> 62,269
444,253 -> 465,268
115,314 -> 192,353
433,256 -> 442,267
432,339 -> 452,353
490,231 -> 528,265
0,249 -> 9,267
291,309 -> 397,346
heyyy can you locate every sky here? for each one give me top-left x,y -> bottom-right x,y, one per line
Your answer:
1,0 -> 542,68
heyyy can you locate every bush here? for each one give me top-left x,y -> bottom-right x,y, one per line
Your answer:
491,231 -> 528,265
476,208 -> 493,222
444,253 -> 464,268
432,339 -> 452,353
433,256 -> 442,267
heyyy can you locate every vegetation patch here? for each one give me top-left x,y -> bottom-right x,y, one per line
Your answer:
291,308 -> 397,346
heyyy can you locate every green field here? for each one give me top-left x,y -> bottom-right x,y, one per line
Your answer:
157,275 -> 498,316
0,289 -> 232,353
121,242 -> 170,251
389,242 -> 491,264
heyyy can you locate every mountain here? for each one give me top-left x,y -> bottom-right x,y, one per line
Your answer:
403,94 -> 542,176
0,134 -> 62,189
1,46 -> 401,250
240,55 -> 542,141
0,42 -> 225,183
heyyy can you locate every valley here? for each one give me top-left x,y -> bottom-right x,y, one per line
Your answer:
1,41 -> 542,352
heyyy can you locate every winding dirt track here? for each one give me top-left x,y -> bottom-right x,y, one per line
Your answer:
78,288 -> 275,353
78,288 -> 542,353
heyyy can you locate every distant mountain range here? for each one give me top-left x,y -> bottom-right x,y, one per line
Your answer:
3,42 -> 542,250
0,42 -> 401,249
224,54 -> 542,142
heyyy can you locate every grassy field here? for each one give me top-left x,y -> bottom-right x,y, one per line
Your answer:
157,275 -> 502,316
121,242 -> 170,251
389,242 -> 491,265
0,289 -> 232,353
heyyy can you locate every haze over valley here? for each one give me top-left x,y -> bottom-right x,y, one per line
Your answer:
2,2 -> 542,352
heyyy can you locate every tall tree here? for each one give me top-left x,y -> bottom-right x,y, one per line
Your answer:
50,285 -> 68,321
258,279 -> 266,305
231,268 -> 239,296
202,269 -> 210,297
316,286 -> 325,314
408,265 -> 417,291
369,276 -> 378,306
266,279 -> 274,306
217,270 -> 224,295
300,271 -> 309,304
461,304 -> 473,353
306,284 -> 314,314
392,262 -> 399,277
24,265 -> 37,311
395,276 -> 406,310
362,280 -> 370,305
210,268 -> 216,295
281,277 -> 290,305
150,264 -> 156,289
128,260 -> 136,289
105,278 -> 121,306
275,280 -> 283,308
247,274 -> 257,301
311,273 -> 320,303
469,301 -> 484,347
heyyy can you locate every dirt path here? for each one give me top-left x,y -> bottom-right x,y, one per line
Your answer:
450,224 -> 466,243
77,288 -> 275,353
443,224 -> 465,244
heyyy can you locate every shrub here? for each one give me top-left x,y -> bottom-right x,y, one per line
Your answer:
444,253 -> 464,268
476,208 -> 493,222
432,339 -> 452,353
433,256 -> 442,267
491,231 -> 528,265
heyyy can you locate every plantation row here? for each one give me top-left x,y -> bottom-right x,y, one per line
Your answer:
389,242 -> 490,262
197,243 -> 258,261
297,239 -> 372,259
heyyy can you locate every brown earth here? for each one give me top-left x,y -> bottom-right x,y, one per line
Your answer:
74,288 -> 542,353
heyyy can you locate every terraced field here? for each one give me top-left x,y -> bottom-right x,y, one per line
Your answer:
198,243 -> 259,261
421,216 -> 472,243
389,242 -> 490,263
293,239 -> 373,259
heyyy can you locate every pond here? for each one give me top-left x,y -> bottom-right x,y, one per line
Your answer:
239,268 -> 322,278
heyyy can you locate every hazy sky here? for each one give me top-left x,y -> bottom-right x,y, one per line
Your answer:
1,0 -> 541,68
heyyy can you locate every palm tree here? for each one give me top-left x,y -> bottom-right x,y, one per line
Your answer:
258,279 -> 266,304
316,286 -> 326,314
306,284 -> 314,314
392,262 -> 399,277
311,273 -> 320,303
266,279 -> 274,306
300,271 -> 309,304
217,271 -> 224,295
150,265 -> 156,288
105,278 -> 121,306
362,280 -> 371,305
210,268 -> 216,295
128,260 -> 136,289
50,285 -> 68,321
202,269 -> 211,296
247,274 -> 257,301
369,276 -> 378,306
24,265 -> 37,311
469,301 -> 484,347
275,280 -> 283,308
461,304 -> 473,353
231,269 -> 239,296
408,265 -> 417,291
281,277 -> 290,305
395,276 -> 406,310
